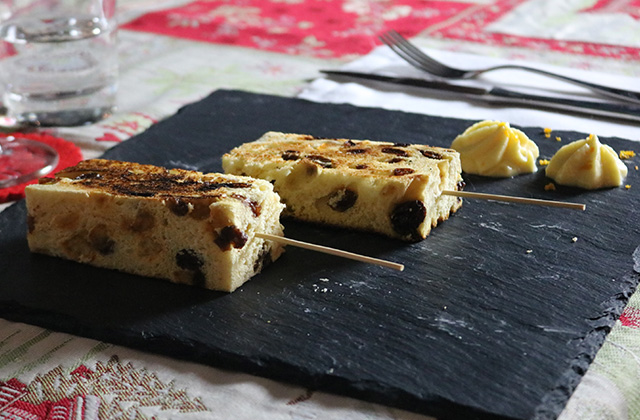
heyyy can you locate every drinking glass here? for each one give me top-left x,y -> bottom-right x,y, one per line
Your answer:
0,135 -> 58,188
0,0 -> 118,188
0,0 -> 119,126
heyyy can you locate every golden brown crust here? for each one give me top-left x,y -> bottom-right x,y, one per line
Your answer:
225,132 -> 458,180
44,159 -> 254,199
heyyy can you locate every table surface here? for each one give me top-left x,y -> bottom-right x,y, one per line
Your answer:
1,1 -> 640,419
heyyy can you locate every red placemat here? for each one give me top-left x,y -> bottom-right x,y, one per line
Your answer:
0,132 -> 83,203
122,0 -> 471,58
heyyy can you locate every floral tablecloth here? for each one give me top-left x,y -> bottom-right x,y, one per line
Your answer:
1,1 -> 640,419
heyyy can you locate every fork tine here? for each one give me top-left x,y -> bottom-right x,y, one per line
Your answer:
385,30 -> 448,74
386,30 -> 430,63
381,31 -> 640,103
380,30 -> 460,77
378,31 -> 430,72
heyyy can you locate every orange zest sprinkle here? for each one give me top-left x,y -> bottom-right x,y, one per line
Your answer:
619,150 -> 636,160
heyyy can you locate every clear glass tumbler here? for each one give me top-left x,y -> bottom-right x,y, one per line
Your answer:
0,0 -> 118,127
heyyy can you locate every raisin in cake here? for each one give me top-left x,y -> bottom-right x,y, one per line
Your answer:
222,132 -> 464,241
25,159 -> 285,292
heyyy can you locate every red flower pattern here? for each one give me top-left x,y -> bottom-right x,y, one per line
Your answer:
123,0 -> 471,58
123,0 -> 640,60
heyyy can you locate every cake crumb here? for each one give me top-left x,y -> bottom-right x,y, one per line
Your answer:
544,182 -> 556,191
543,127 -> 552,138
526,249 -> 533,254
555,136 -> 561,142
619,150 -> 636,160
539,159 -> 550,166
571,237 -> 578,243
319,278 -> 329,282
625,184 -> 631,189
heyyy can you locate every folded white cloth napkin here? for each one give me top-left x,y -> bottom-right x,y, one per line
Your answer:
299,46 -> 640,141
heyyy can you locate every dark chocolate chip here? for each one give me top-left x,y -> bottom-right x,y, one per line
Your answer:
393,142 -> 411,147
346,148 -> 368,154
176,249 -> 206,287
327,188 -> 358,212
306,154 -> 333,168
130,210 -> 155,232
254,246 -> 273,273
215,225 -> 248,251
166,196 -> 190,216
457,180 -> 466,191
190,200 -> 212,220
27,215 -> 35,234
62,232 -> 92,259
231,193 -> 261,217
388,158 -> 404,164
176,249 -> 204,271
355,164 -> 368,170
421,150 -> 443,160
393,168 -> 415,176
381,147 -> 409,157
344,140 -> 357,147
391,200 -> 427,238
282,150 -> 301,160
88,224 -> 115,255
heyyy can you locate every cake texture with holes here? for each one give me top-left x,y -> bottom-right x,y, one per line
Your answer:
24,159 -> 285,292
222,132 -> 464,241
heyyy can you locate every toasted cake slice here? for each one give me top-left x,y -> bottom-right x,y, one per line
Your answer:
25,159 -> 285,292
222,132 -> 464,241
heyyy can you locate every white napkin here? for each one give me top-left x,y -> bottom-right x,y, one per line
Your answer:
299,46 -> 640,142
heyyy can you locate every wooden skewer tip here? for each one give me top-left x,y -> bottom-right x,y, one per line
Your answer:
255,232 -> 404,271
442,190 -> 585,211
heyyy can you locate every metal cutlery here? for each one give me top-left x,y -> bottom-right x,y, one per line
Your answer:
321,70 -> 640,124
379,30 -> 640,105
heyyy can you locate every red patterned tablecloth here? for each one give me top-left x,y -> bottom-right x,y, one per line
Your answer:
122,0 -> 640,61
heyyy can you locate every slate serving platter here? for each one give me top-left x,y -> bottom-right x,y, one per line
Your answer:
1,90 -> 639,420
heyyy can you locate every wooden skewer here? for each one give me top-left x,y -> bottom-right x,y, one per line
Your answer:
258,190 -> 582,270
255,232 -> 405,271
442,190 -> 586,211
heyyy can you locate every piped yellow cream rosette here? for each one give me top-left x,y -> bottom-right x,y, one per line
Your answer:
451,120 -> 539,177
546,134 -> 628,189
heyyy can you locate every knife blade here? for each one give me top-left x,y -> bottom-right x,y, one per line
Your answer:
320,70 -> 640,124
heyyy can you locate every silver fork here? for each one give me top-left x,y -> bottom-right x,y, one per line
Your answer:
379,30 -> 640,105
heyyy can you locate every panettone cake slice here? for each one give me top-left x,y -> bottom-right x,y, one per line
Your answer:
25,159 -> 285,292
223,132 -> 463,241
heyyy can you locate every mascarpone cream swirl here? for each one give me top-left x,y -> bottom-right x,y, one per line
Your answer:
546,134 -> 628,189
451,120 -> 539,177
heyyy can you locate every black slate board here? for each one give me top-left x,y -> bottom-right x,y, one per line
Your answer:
1,90 -> 639,420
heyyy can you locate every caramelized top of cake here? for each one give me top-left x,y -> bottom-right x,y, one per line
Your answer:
40,159 -> 256,199
225,132 -> 459,179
